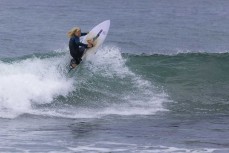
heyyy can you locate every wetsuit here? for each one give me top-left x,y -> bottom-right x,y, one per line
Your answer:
69,33 -> 88,64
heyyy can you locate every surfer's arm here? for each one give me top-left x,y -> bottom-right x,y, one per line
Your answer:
75,42 -> 89,48
73,36 -> 92,48
81,32 -> 88,36
73,37 -> 90,48
75,41 -> 93,48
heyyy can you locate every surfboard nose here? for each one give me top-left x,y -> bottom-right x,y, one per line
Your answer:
103,20 -> 110,28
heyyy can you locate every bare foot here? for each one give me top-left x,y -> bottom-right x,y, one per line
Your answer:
71,63 -> 77,68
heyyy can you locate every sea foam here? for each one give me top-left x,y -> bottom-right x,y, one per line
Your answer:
0,55 -> 74,118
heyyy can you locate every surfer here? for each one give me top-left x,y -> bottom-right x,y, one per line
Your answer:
67,27 -> 94,68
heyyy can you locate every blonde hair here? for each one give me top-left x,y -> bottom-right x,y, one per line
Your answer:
67,27 -> 80,38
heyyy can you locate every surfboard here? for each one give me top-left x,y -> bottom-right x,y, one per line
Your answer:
81,20 -> 110,60
68,20 -> 110,73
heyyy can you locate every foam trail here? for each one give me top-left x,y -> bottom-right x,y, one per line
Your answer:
0,55 -> 74,118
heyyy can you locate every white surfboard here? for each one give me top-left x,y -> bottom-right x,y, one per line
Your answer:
81,20 -> 110,60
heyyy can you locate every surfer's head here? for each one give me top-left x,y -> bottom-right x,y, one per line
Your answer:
67,27 -> 81,38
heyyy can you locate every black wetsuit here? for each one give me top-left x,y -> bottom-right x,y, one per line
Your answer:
69,33 -> 88,64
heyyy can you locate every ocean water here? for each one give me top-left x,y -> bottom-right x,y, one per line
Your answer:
0,0 -> 229,152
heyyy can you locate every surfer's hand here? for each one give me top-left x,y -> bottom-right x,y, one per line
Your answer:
87,44 -> 93,48
87,39 -> 93,44
87,39 -> 94,48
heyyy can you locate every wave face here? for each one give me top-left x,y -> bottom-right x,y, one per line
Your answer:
0,46 -> 169,119
125,52 -> 229,115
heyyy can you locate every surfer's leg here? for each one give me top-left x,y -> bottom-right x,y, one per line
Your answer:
70,52 -> 81,68
70,48 -> 85,69
79,47 -> 86,57
70,59 -> 77,69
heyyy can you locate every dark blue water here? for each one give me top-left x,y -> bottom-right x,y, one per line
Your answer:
1,0 -> 229,152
